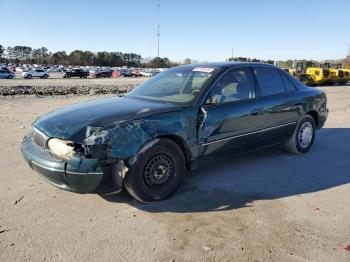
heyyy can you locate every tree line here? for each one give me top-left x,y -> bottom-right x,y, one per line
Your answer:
228,56 -> 350,69
0,44 -> 180,68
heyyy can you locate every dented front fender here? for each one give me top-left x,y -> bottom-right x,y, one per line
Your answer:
83,108 -> 199,162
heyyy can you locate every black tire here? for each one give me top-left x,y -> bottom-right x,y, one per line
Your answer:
44,75 -> 48,79
300,76 -> 311,86
27,74 -> 32,79
7,75 -> 13,79
124,138 -> 186,202
284,115 -> 316,154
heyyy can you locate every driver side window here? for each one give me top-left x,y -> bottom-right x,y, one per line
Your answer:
207,67 -> 255,104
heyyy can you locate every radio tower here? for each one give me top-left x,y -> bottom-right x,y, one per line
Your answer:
157,2 -> 160,57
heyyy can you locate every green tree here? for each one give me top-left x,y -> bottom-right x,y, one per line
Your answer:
148,57 -> 167,68
0,45 -> 4,62
68,50 -> 93,66
49,51 -> 68,65
32,47 -> 49,64
184,58 -> 192,64
6,47 -> 14,62
123,53 -> 141,67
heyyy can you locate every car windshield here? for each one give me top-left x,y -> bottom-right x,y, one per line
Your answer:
127,66 -> 216,104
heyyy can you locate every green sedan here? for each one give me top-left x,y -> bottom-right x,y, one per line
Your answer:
21,63 -> 328,202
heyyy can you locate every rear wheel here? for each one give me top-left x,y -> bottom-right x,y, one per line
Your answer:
284,115 -> 316,154
124,138 -> 186,202
300,76 -> 311,86
7,75 -> 13,79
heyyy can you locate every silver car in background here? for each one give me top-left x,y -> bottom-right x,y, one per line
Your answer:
22,69 -> 49,79
0,69 -> 15,79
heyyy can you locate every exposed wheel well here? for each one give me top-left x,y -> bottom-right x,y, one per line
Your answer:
306,110 -> 319,127
156,135 -> 193,170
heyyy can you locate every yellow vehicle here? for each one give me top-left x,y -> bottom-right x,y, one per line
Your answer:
298,67 -> 331,86
345,69 -> 350,79
282,68 -> 297,77
294,61 -> 330,86
340,69 -> 350,85
328,68 -> 339,84
327,68 -> 349,85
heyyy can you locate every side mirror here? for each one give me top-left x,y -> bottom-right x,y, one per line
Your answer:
205,97 -> 219,105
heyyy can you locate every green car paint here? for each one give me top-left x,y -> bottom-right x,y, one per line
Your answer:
21,63 -> 328,195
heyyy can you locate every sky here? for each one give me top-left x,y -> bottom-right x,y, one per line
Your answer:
1,0 -> 350,62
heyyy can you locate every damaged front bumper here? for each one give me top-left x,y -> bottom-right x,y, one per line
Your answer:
21,135 -> 124,195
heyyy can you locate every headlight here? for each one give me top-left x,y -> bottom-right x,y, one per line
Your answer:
48,138 -> 75,159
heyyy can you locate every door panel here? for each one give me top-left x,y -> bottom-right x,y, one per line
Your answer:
197,100 -> 269,163
196,67 -> 266,164
196,66 -> 303,165
252,67 -> 302,143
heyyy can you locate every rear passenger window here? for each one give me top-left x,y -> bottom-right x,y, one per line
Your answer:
280,73 -> 296,91
254,67 -> 286,96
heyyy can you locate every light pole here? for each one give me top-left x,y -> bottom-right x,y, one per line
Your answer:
157,3 -> 160,58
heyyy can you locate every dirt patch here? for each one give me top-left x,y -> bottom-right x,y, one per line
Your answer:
0,73 -> 146,96
0,86 -> 350,261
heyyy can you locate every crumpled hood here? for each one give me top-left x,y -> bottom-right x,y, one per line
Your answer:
34,96 -> 182,142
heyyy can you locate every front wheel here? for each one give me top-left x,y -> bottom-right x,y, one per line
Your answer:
284,115 -> 316,154
124,138 -> 186,202
300,76 -> 311,86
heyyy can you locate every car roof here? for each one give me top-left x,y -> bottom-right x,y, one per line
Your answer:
175,62 -> 276,71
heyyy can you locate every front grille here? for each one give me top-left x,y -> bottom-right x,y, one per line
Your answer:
33,127 -> 48,148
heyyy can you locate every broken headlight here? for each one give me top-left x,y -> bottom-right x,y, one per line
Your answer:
48,138 -> 76,159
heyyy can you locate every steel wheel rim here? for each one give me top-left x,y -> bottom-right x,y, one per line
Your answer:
143,154 -> 174,189
298,122 -> 313,148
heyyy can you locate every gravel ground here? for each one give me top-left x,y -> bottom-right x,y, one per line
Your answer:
0,73 -> 147,95
0,84 -> 350,261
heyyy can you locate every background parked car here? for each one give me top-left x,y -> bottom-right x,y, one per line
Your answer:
91,70 -> 112,78
0,70 -> 15,79
112,70 -> 122,77
120,69 -> 133,77
22,69 -> 49,79
132,69 -> 142,77
63,69 -> 89,78
47,67 -> 61,73
139,70 -> 153,77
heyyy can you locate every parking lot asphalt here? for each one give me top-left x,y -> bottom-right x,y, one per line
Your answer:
0,84 -> 349,261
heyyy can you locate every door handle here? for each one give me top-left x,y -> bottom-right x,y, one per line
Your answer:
250,108 -> 264,116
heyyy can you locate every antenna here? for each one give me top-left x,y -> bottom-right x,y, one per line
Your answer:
157,2 -> 160,57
